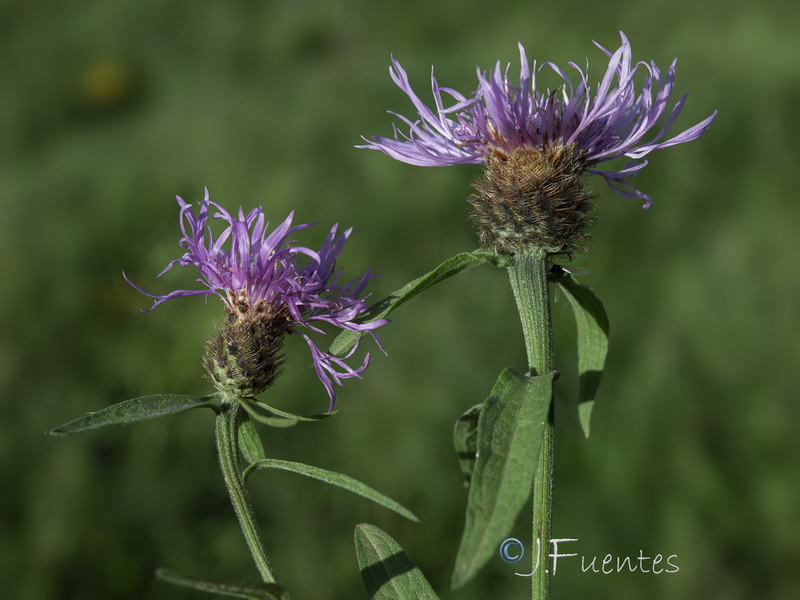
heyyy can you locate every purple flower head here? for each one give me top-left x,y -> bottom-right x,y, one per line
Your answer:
361,32 -> 716,208
127,189 -> 386,410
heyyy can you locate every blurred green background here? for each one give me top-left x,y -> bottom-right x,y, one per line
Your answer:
3,0 -> 799,598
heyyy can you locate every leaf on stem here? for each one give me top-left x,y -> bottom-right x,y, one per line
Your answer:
237,410 -> 266,465
244,459 -> 418,523
330,249 -> 512,358
354,524 -> 439,600
156,568 -> 289,600
451,368 -> 555,589
239,397 -> 337,428
47,394 -> 220,436
556,271 -> 609,437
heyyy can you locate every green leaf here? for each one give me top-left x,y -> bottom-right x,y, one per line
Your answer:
354,524 -> 439,600
156,568 -> 289,600
453,404 -> 482,489
557,271 -> 609,437
244,459 -> 417,523
236,410 -> 266,465
451,368 -> 555,589
47,394 -> 220,436
239,397 -> 337,428
330,249 -> 512,357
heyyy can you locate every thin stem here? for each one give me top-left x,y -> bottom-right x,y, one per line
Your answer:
531,412 -> 554,599
215,402 -> 276,583
508,250 -> 555,600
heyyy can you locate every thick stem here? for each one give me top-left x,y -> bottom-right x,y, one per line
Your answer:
508,250 -> 555,600
508,250 -> 554,376
215,402 -> 276,583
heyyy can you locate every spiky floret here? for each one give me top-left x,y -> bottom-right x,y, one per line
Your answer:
127,190 -> 387,410
361,31 -> 717,210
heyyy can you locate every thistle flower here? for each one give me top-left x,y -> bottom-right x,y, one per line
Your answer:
127,190 -> 386,410
361,32 -> 716,255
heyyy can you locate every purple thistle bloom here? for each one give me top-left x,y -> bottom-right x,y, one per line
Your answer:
361,32 -> 716,208
127,189 -> 386,410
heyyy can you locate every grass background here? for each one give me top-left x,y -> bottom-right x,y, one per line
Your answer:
3,1 -> 799,598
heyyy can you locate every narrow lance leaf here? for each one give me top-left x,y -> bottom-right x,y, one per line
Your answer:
244,459 -> 417,523
239,396 -> 337,428
330,249 -> 512,357
156,568 -> 289,600
47,394 -> 220,436
451,368 -> 555,589
354,524 -> 439,600
556,270 -> 609,437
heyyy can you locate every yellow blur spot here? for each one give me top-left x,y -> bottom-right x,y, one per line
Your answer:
82,59 -> 130,107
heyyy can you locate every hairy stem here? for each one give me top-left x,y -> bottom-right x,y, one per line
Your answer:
215,401 -> 276,583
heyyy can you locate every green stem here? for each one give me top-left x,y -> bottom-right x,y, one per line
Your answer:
215,401 -> 276,583
508,250 -> 555,600
531,414 -> 554,599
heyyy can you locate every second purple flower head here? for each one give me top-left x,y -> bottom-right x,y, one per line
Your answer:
362,32 -> 716,256
362,32 -> 715,207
